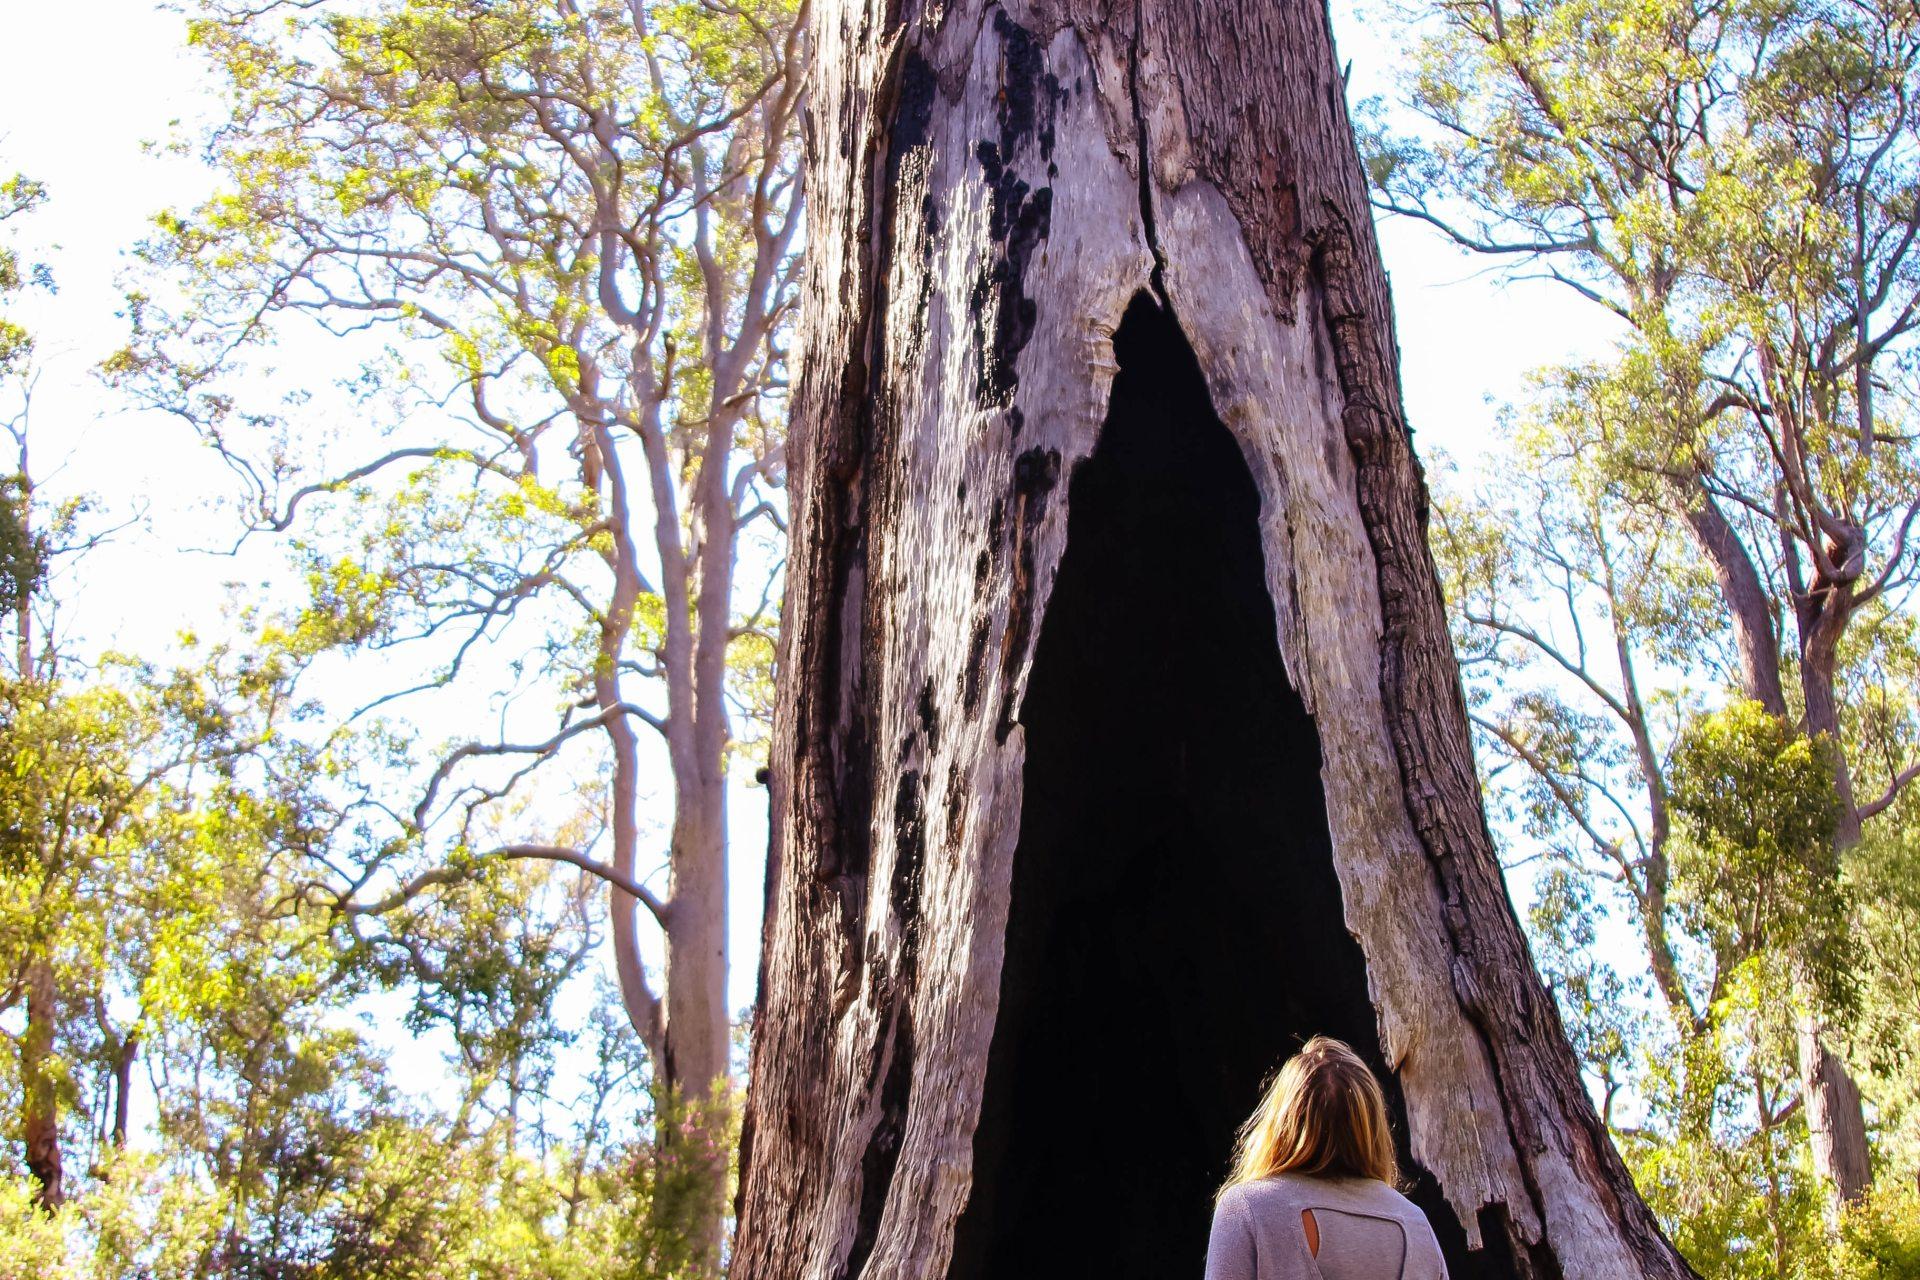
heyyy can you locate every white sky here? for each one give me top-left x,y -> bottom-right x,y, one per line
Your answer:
0,0 -> 1637,1126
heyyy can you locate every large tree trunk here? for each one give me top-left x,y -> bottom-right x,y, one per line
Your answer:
649,772 -> 733,1266
664,783 -> 731,1103
734,2 -> 1696,1277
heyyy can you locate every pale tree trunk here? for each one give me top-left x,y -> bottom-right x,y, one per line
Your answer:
14,431 -> 31,681
591,404 -> 735,1266
661,772 -> 730,1103
652,767 -> 732,1261
650,383 -> 750,1263
568,15 -> 800,1259
592,415 -> 670,1067
662,382 -> 746,1115
1676,483 -> 1872,1207
733,3 -> 1694,1277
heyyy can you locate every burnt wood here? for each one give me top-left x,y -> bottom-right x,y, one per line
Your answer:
733,4 -> 1697,1277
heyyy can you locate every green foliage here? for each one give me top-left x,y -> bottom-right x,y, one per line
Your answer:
1834,1184 -> 1920,1280
1668,702 -> 1847,980
1622,1131 -> 1826,1280
1617,949 -> 1837,1278
612,1087 -> 741,1280
0,1118 -> 691,1280
0,606 -> 663,1266
1846,814 -> 1920,1178
0,1174 -> 67,1278
0,477 -> 44,619
0,172 -> 49,379
0,656 -> 689,1270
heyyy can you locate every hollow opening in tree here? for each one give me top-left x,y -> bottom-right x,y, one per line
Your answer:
947,294 -> 1493,1279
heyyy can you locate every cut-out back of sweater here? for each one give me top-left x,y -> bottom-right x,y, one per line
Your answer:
1205,1175 -> 1448,1280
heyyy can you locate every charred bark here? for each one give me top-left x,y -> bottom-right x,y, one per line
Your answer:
734,3 -> 1697,1276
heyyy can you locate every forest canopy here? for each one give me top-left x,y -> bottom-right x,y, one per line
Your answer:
0,0 -> 1917,1275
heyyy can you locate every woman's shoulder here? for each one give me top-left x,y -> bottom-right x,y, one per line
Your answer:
1226,1173 -> 1426,1219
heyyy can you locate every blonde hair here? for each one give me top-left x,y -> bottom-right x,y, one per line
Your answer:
1222,1036 -> 1399,1194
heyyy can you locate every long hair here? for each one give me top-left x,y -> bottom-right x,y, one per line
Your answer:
1222,1036 -> 1399,1194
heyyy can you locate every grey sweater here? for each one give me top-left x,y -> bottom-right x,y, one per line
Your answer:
1204,1175 -> 1449,1280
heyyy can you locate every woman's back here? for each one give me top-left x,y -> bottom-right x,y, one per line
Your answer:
1205,1174 -> 1448,1280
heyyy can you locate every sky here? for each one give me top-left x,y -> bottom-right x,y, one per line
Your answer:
0,0 -> 1636,1125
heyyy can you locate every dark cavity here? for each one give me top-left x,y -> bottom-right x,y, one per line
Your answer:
946,293 -> 1505,1280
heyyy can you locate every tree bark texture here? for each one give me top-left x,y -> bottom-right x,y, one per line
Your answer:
1799,1013 -> 1872,1205
734,2 -> 1697,1277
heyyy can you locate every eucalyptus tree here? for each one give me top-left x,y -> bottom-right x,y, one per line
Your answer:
732,1 -> 1692,1276
118,0 -> 803,1256
1372,0 -> 1920,1205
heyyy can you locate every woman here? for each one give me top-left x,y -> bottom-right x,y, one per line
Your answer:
1205,1037 -> 1448,1280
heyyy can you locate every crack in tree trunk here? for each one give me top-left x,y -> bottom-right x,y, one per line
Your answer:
735,4 -> 1699,1276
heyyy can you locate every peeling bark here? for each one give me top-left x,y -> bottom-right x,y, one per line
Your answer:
734,3 -> 1697,1276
